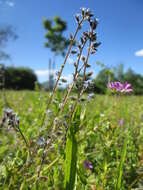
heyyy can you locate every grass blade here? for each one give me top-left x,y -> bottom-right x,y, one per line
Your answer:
64,125 -> 78,190
116,134 -> 128,190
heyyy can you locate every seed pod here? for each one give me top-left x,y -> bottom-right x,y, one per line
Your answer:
87,72 -> 93,77
54,117 -> 60,126
77,43 -> 82,49
56,131 -> 62,136
74,62 -> 77,67
70,33 -> 73,41
81,7 -> 86,17
90,32 -> 97,41
81,55 -> 86,62
92,42 -> 101,49
86,10 -> 93,18
61,78 -> 67,83
83,31 -> 89,38
86,63 -> 91,68
90,49 -> 96,54
80,97 -> 86,102
80,37 -> 85,44
85,15 -> 90,21
71,50 -> 77,54
90,18 -> 98,30
75,14 -> 80,23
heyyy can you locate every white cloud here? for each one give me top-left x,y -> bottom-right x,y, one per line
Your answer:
0,0 -> 15,7
135,49 -> 143,57
35,69 -> 55,77
58,74 -> 73,88
34,69 -> 56,83
34,69 -> 73,85
6,0 -> 15,7
62,74 -> 73,84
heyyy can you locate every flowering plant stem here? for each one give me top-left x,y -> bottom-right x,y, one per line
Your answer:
59,39 -> 87,113
36,8 -> 100,186
70,38 -> 92,117
36,19 -> 85,179
39,18 -> 84,129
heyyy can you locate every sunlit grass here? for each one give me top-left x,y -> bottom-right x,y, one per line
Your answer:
0,91 -> 143,189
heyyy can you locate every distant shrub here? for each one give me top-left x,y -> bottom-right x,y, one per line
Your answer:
4,66 -> 37,90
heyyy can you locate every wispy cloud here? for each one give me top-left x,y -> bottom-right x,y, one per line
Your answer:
58,74 -> 73,88
34,69 -> 73,85
135,49 -> 143,57
35,69 -> 56,77
6,0 -> 15,7
34,69 -> 56,82
62,74 -> 73,84
0,0 -> 15,7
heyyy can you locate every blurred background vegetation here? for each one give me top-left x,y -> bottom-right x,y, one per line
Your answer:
1,63 -> 143,95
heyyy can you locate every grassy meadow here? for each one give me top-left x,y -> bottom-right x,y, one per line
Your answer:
0,91 -> 143,189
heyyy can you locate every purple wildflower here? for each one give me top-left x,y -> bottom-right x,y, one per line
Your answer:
84,160 -> 93,170
121,82 -> 132,93
119,118 -> 124,127
108,81 -> 132,93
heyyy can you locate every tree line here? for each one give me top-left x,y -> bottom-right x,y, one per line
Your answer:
0,65 -> 37,90
91,64 -> 143,95
1,64 -> 143,94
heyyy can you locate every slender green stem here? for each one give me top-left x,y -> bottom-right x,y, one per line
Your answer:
17,126 -> 31,157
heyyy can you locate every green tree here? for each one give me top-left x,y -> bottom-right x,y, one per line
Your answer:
5,67 -> 37,90
93,68 -> 115,93
124,69 -> 143,95
43,16 -> 70,56
43,16 -> 70,90
113,63 -> 124,81
0,25 -> 17,60
92,65 -> 143,95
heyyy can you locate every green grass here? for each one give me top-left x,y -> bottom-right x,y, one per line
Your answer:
0,91 -> 143,189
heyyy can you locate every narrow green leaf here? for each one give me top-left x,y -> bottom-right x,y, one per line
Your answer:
116,135 -> 128,190
64,126 -> 78,190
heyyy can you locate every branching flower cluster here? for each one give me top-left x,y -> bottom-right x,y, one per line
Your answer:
0,108 -> 19,129
0,108 -> 30,154
36,7 -> 101,178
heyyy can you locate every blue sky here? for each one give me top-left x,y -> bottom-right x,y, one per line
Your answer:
0,0 -> 143,82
